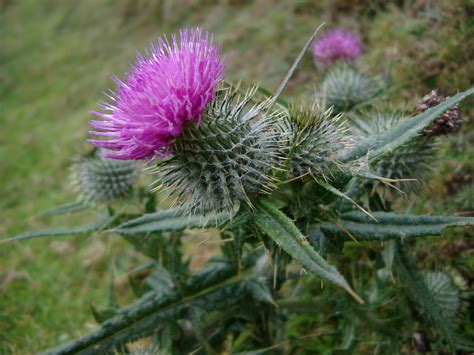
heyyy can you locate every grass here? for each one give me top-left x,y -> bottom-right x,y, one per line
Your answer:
0,0 -> 472,352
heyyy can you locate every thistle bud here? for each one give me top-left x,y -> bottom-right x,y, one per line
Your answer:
71,150 -> 138,203
350,111 -> 437,195
414,90 -> 463,136
151,87 -> 284,215
319,64 -> 383,113
284,102 -> 349,180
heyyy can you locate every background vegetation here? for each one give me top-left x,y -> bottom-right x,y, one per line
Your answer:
1,0 -> 472,352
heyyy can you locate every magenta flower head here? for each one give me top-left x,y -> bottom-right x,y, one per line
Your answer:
89,28 -> 226,160
312,28 -> 362,67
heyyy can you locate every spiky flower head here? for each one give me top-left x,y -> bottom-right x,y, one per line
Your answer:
414,90 -> 463,136
150,87 -> 283,215
89,28 -> 225,160
284,102 -> 349,180
319,64 -> 383,113
312,28 -> 362,67
350,111 -> 437,195
71,150 -> 138,203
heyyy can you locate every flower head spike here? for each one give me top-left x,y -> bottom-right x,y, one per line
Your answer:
313,28 -> 362,67
89,28 -> 226,160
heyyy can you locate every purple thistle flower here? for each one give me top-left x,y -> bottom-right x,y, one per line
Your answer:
89,28 -> 226,160
313,28 -> 362,67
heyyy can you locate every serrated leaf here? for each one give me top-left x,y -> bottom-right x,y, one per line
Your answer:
90,304 -> 119,324
393,241 -> 456,352
115,208 -> 230,234
247,277 -> 277,306
338,87 -> 474,163
254,198 -> 363,304
1,216 -> 112,243
44,261 -> 251,354
39,201 -> 92,217
318,212 -> 474,241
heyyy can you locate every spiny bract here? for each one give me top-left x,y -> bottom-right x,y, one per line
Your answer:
150,87 -> 284,215
320,64 -> 383,113
71,150 -> 138,203
350,111 -> 437,195
284,102 -> 349,180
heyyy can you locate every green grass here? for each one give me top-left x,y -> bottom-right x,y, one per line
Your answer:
1,0 -> 472,352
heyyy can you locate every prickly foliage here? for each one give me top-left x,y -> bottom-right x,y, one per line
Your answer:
319,64 -> 383,112
284,102 -> 349,180
350,111 -> 437,194
150,87 -> 284,214
71,150 -> 138,203
422,271 -> 462,324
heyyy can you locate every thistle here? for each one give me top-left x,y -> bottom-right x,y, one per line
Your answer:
312,28 -> 362,67
350,111 -> 437,194
150,87 -> 284,215
71,150 -> 138,203
89,28 -> 225,160
284,102 -> 349,180
319,64 -> 383,113
414,90 -> 463,136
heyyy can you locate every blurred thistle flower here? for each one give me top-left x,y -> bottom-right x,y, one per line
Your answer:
89,28 -> 226,160
312,28 -> 362,67
414,90 -> 463,136
71,150 -> 138,203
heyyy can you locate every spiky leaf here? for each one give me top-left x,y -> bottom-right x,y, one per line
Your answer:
2,216 -> 112,242
317,212 -> 474,241
338,87 -> 474,162
254,198 -> 363,303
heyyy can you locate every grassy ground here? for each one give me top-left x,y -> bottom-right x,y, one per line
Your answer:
1,0 -> 472,353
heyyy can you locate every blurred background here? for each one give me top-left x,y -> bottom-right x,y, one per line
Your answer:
1,0 -> 473,352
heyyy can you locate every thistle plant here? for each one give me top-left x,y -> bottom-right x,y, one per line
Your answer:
4,28 -> 474,354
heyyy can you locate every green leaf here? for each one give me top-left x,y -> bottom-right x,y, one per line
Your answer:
338,87 -> 474,163
247,277 -> 277,306
318,212 -> 474,241
1,216 -> 112,242
115,208 -> 230,234
44,261 -> 251,354
90,304 -> 119,324
39,201 -> 91,217
254,198 -> 363,303
393,241 -> 456,352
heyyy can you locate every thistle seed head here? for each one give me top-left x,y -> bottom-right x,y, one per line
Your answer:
150,86 -> 285,215
284,102 -> 350,181
319,64 -> 383,113
71,150 -> 139,203
414,90 -> 463,136
351,111 -> 437,194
